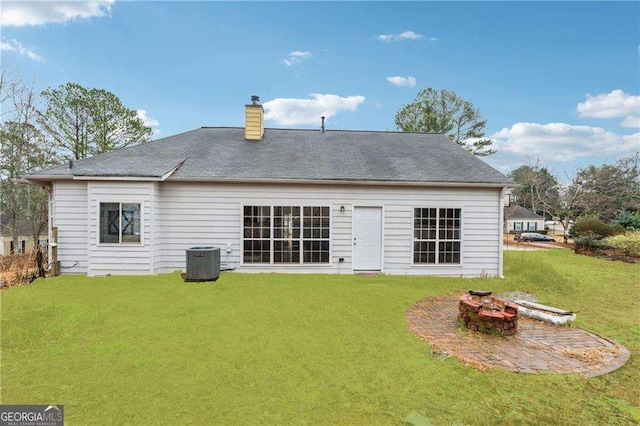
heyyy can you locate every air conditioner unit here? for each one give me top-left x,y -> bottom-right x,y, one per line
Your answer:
185,247 -> 220,282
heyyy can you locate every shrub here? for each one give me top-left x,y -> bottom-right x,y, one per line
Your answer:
603,231 -> 640,257
573,236 -> 607,255
613,212 -> 640,230
571,218 -> 617,239
0,250 -> 40,287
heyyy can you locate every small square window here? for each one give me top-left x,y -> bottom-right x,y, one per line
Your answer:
100,203 -> 141,244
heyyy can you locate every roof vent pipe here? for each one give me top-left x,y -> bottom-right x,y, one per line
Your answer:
68,159 -> 73,170
321,116 -> 325,133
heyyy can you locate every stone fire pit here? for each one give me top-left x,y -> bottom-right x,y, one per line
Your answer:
458,292 -> 518,336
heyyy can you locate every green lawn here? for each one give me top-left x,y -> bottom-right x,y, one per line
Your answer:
1,250 -> 638,425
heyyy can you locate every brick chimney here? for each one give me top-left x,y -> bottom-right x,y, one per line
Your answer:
245,95 -> 264,140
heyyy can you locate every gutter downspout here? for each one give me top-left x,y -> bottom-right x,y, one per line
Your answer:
499,187 -> 507,278
46,183 -> 53,269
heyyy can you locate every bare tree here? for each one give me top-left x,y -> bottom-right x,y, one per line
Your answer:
572,153 -> 640,221
509,158 -> 560,217
0,69 -> 54,251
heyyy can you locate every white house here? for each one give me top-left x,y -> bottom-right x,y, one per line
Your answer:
22,97 -> 514,277
504,205 -> 545,233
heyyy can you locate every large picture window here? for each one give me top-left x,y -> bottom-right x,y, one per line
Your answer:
413,208 -> 461,264
243,205 -> 330,264
100,203 -> 141,244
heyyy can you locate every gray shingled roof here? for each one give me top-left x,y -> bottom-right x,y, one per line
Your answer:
504,205 -> 545,220
26,127 -> 513,185
0,214 -> 36,236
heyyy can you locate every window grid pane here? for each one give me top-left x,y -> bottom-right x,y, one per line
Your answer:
302,206 -> 330,264
243,240 -> 270,263
243,205 -> 271,263
303,240 -> 330,264
100,203 -> 120,244
413,241 -> 436,264
121,203 -> 141,243
274,240 -> 300,263
273,206 -> 301,263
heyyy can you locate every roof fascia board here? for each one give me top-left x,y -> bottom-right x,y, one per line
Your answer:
166,176 -> 516,188
15,178 -> 52,189
22,160 -> 185,183
72,175 -> 163,181
21,175 -> 515,188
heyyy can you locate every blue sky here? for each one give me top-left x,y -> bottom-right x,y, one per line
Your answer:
1,1 -> 639,177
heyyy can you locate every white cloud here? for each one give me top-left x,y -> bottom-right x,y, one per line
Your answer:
0,1 -> 113,27
620,115 -> 640,128
386,76 -> 417,87
283,51 -> 311,66
264,94 -> 366,126
136,110 -> 161,135
491,122 -> 639,163
577,90 -> 639,118
577,89 -> 640,128
376,31 -> 434,42
0,38 -> 44,61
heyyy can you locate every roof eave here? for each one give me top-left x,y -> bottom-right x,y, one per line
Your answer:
20,162 -> 183,184
165,176 -> 516,188
20,174 -> 515,188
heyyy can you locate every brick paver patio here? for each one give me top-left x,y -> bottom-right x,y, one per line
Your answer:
407,295 -> 630,377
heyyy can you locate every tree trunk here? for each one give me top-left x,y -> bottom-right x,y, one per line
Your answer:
11,214 -> 19,254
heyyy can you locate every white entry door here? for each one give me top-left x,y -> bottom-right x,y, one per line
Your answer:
353,207 -> 383,271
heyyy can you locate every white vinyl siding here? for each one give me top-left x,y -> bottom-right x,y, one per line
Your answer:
87,181 -> 153,276
52,180 -> 503,277
51,181 -> 88,273
151,182 -> 162,273
159,182 -> 502,277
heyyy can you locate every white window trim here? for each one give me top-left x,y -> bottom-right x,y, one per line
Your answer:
96,201 -> 144,246
411,207 -> 463,267
240,203 -> 333,267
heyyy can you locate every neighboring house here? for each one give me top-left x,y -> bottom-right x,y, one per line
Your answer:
21,97 -> 514,277
0,215 -> 48,255
504,205 -> 545,233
